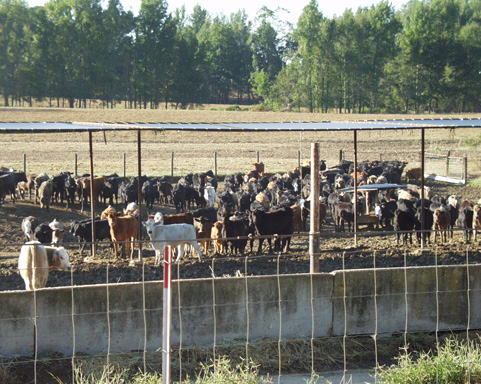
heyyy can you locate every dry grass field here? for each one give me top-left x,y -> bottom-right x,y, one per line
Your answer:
1,107 -> 481,178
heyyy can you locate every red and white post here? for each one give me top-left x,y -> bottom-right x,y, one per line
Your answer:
162,246 -> 172,383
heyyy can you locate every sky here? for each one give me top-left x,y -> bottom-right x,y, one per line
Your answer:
27,0 -> 409,25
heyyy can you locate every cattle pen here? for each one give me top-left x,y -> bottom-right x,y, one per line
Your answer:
1,117 -> 481,383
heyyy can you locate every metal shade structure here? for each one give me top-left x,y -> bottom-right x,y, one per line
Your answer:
0,117 -> 480,132
338,183 -> 408,193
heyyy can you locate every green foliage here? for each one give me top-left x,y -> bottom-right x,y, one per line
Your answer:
2,0 -> 481,111
52,356 -> 268,384
378,336 -> 481,384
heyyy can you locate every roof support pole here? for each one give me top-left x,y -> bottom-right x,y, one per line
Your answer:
421,128 -> 425,249
353,130 -> 358,246
309,142 -> 320,273
89,131 -> 96,258
137,129 -> 143,262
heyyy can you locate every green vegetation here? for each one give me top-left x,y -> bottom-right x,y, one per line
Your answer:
464,135 -> 481,148
1,0 -> 481,113
51,356 -> 270,384
377,336 -> 481,384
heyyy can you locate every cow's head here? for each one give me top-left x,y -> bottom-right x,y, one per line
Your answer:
142,218 -> 162,237
154,212 -> 164,224
50,248 -> 71,271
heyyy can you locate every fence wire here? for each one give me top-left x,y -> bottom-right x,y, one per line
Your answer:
1,232 -> 480,383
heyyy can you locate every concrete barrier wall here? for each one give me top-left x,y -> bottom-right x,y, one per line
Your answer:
1,264 -> 480,357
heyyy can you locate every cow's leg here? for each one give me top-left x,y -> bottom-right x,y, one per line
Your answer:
192,241 -> 202,261
175,245 -> 184,263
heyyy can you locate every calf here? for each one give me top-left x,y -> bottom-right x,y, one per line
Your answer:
211,221 -> 225,254
433,207 -> 451,244
155,211 -> 194,225
334,202 -> 354,232
375,200 -> 397,228
458,207 -> 474,242
415,206 -> 434,245
105,211 -> 138,260
33,223 -> 53,244
38,180 -> 54,210
194,216 -> 214,254
473,204 -> 481,241
21,216 -> 41,241
221,212 -> 251,255
393,209 -> 417,245
405,167 -> 422,183
49,219 -> 65,246
18,241 -> 70,290
69,218 -> 112,253
249,207 -> 293,254
143,217 -> 202,264
204,185 -> 216,208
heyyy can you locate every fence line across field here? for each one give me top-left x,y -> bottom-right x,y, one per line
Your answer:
2,245 -> 480,383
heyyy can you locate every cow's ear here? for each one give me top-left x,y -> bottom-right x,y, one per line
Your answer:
52,250 -> 59,261
153,221 -> 162,226
142,221 -> 147,227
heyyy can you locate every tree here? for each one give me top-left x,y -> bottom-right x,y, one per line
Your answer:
0,0 -> 30,106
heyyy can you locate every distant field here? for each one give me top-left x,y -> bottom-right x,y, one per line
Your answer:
0,107 -> 480,178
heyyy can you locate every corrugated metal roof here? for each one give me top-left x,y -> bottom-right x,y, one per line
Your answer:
338,183 -> 407,193
0,118 -> 480,133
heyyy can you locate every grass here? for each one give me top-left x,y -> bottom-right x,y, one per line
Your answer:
51,356 -> 271,384
377,335 -> 481,384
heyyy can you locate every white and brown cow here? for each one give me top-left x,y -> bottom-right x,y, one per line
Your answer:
18,241 -> 71,290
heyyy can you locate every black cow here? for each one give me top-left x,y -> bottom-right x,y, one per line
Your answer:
69,218 -> 112,253
415,206 -> 434,245
142,180 -> 158,210
172,183 -> 186,213
334,202 -> 354,232
192,207 -> 218,223
458,207 -> 474,242
393,209 -> 417,245
51,172 -> 70,203
33,223 -> 53,244
221,212 -> 251,255
249,207 -> 294,254
375,200 -> 397,228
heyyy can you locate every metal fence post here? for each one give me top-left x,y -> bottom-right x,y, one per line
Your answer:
171,152 -> 174,182
123,153 -> 126,178
75,153 -> 78,177
23,154 -> 26,174
309,143 -> 320,273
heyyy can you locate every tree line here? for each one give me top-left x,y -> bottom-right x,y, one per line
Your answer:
1,0 -> 480,113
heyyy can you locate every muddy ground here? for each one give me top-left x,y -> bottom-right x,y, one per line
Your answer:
1,179 -> 481,292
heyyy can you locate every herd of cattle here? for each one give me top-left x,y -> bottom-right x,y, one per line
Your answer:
5,158 -> 481,290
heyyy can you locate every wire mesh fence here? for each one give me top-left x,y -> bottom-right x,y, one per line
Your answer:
1,231 -> 481,383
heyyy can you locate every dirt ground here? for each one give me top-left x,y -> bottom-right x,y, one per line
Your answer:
1,178 -> 481,292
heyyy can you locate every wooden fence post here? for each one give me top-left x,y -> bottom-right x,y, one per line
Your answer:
214,152 -> 217,179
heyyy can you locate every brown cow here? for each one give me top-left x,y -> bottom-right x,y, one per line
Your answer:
405,167 -> 422,183
433,207 -> 451,244
194,217 -> 214,254
78,176 -> 106,211
155,211 -> 194,225
38,180 -> 54,210
473,204 -> 481,241
105,211 -> 138,259
211,221 -> 225,254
